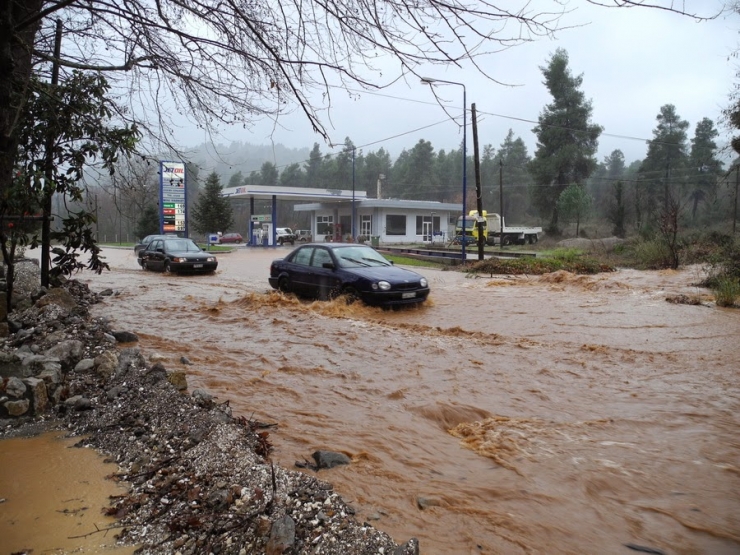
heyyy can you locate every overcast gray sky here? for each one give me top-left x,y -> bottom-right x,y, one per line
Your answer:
185,1 -> 737,168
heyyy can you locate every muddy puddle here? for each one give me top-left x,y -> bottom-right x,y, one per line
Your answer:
12,246 -> 740,554
0,431 -> 135,554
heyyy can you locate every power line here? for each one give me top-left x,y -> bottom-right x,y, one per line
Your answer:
345,86 -> 681,148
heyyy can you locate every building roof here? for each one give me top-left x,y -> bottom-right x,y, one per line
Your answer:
220,185 -> 461,212
221,184 -> 367,202
294,198 -> 462,211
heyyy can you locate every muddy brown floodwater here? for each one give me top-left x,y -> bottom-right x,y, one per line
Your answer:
37,246 -> 740,554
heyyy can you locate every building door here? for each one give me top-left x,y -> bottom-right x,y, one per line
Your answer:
339,215 -> 351,241
361,215 -> 371,237
422,221 -> 432,242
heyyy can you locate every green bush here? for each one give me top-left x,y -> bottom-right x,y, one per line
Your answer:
631,238 -> 675,269
468,255 -> 614,277
701,237 -> 740,293
549,248 -> 583,264
712,276 -> 740,307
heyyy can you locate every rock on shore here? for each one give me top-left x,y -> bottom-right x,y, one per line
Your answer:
0,261 -> 419,555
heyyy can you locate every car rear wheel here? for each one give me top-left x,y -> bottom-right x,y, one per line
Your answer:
278,276 -> 291,293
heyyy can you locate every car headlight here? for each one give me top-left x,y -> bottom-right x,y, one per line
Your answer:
206,257 -> 215,262
174,257 -> 186,263
375,281 -> 391,291
420,277 -> 428,288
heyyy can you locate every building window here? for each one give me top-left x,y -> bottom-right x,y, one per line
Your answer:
415,215 -> 441,235
385,215 -> 406,235
317,215 -> 333,235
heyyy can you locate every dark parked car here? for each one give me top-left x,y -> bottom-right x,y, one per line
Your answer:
139,238 -> 218,274
219,232 -> 243,244
134,234 -> 168,254
268,243 -> 430,306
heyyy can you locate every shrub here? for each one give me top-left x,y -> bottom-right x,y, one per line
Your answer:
631,238 -> 675,269
468,255 -> 614,277
549,248 -> 583,264
712,276 -> 740,307
701,237 -> 740,294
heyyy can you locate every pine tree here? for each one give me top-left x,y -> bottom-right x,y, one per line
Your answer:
688,117 -> 724,220
638,104 -> 689,224
135,205 -> 160,239
191,172 -> 234,235
494,130 -> 533,222
394,139 -> 437,200
557,183 -> 592,237
609,181 -> 627,238
529,48 -> 602,234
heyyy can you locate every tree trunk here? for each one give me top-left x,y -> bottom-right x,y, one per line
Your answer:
0,1 -> 44,317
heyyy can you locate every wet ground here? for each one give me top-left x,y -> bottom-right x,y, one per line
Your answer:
14,245 -> 740,554
0,432 -> 134,554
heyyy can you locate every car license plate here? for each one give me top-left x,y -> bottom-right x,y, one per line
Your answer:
401,292 -> 416,299
193,264 -> 203,268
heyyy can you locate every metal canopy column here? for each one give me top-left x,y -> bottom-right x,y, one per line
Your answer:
249,196 -> 255,245
271,195 -> 277,247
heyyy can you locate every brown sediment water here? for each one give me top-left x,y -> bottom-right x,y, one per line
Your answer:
0,431 -> 135,554
11,246 -> 740,554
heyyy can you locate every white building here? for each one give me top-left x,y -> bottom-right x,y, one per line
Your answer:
294,198 -> 461,244
221,184 -> 461,245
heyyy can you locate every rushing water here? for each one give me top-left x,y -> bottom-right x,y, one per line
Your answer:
17,246 -> 740,554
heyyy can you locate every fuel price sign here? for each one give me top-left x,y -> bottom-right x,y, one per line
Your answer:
159,161 -> 188,235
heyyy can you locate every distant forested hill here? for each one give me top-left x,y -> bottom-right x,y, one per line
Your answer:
185,141 -> 312,182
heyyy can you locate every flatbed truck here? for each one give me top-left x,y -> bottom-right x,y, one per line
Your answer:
455,210 -> 542,246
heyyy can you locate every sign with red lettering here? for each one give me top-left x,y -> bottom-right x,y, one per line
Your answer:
159,161 -> 188,236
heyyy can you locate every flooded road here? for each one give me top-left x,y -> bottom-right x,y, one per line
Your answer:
73,246 -> 739,554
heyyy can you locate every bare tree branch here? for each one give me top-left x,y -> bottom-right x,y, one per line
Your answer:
585,0 -> 722,20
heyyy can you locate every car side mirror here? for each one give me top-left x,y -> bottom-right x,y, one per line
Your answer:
322,262 -> 335,270
157,248 -> 165,253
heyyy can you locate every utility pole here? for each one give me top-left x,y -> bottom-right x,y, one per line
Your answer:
471,104 -> 484,261
499,160 -> 504,249
734,164 -> 739,234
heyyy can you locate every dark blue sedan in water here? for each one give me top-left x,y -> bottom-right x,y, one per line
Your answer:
269,243 -> 430,306
139,238 -> 218,274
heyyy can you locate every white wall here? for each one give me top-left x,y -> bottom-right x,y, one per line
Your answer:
310,208 -> 453,244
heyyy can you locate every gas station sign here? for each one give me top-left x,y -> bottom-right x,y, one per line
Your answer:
159,161 -> 187,235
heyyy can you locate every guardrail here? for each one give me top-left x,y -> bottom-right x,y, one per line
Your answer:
378,245 -> 537,263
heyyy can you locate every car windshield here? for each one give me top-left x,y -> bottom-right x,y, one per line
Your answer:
334,246 -> 391,268
164,239 -> 201,252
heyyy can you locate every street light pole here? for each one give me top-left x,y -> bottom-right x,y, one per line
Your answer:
421,77 -> 466,262
352,147 -> 356,241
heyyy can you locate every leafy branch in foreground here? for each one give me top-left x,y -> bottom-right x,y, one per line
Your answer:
1,70 -> 138,311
